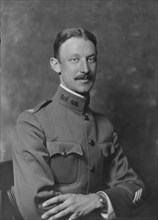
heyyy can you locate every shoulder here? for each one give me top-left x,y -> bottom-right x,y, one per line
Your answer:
17,99 -> 53,124
92,110 -> 113,128
92,110 -> 114,135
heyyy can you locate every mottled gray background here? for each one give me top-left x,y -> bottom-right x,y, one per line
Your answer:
1,0 -> 157,218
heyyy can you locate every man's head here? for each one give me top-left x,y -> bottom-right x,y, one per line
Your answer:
53,28 -> 97,61
50,28 -> 98,95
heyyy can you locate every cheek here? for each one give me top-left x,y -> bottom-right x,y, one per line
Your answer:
62,64 -> 79,74
87,62 -> 96,71
91,63 -> 97,71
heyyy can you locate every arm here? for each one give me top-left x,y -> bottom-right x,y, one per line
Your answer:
102,132 -> 145,218
40,132 -> 145,220
12,111 -> 59,219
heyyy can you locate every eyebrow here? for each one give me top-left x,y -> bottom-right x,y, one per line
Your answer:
86,53 -> 97,58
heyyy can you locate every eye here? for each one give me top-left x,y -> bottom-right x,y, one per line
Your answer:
70,57 -> 80,63
88,56 -> 97,63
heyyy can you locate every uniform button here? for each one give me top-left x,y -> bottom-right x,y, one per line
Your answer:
88,139 -> 95,146
61,151 -> 66,156
90,166 -> 95,173
82,114 -> 89,121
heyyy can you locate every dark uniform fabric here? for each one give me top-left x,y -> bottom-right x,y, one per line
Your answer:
12,86 -> 145,220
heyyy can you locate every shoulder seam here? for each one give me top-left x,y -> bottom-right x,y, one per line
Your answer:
27,99 -> 53,114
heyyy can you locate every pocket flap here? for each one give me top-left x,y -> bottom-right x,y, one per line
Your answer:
100,142 -> 115,157
46,141 -> 83,157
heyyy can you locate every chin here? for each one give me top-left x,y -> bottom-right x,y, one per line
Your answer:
71,80 -> 94,94
76,87 -> 91,95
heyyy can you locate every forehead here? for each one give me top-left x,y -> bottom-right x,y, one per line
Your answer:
59,37 -> 96,58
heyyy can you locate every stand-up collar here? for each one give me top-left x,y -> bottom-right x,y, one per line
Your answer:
54,86 -> 90,113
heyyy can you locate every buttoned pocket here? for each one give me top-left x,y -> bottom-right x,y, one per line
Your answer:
46,141 -> 83,184
99,141 -> 115,157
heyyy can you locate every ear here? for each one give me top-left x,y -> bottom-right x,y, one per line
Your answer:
50,57 -> 61,73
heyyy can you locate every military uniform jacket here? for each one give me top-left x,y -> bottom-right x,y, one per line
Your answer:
12,86 -> 145,219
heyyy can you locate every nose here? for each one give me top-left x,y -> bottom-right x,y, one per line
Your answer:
80,59 -> 89,73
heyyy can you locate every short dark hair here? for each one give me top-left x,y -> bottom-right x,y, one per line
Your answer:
54,27 -> 97,60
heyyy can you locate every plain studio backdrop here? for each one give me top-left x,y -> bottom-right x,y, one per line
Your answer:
1,0 -> 157,219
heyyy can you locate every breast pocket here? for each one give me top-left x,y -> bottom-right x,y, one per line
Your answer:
46,141 -> 83,184
99,141 -> 115,157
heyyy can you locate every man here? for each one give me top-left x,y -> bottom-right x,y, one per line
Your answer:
12,28 -> 145,220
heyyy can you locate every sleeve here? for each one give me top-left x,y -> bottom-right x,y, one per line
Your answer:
98,191 -> 116,219
12,111 -> 59,219
103,132 -> 145,218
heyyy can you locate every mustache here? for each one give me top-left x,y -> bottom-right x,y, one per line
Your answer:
74,72 -> 93,80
